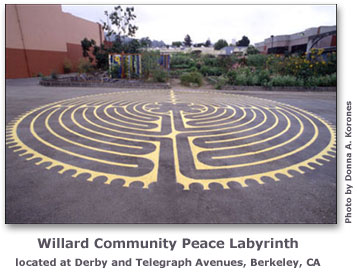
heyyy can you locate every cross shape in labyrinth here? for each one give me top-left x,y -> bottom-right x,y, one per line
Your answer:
6,90 -> 336,190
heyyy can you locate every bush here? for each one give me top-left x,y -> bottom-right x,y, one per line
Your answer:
200,66 -> 224,76
246,54 -> 268,68
246,74 -> 259,86
170,53 -> 195,69
329,73 -> 337,86
202,55 -> 219,67
78,58 -> 93,73
217,56 -> 240,70
180,72 -> 203,86
50,71 -> 58,80
247,45 -> 260,55
304,73 -> 336,87
169,69 -> 185,78
270,75 -> 298,87
63,58 -> 72,73
226,68 -> 259,86
214,76 -> 228,89
152,68 -> 169,83
235,74 -> 248,86
257,69 -> 271,83
109,65 -> 120,78
226,70 -> 238,85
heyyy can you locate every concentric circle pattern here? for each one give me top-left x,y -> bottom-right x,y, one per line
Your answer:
6,90 -> 336,190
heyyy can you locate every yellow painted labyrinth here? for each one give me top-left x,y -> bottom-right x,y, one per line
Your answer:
6,90 -> 336,190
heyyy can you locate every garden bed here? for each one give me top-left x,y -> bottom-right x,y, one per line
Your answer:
39,74 -> 171,89
220,85 -> 336,92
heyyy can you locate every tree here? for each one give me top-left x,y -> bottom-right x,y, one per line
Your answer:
172,41 -> 183,47
92,43 -> 109,69
81,38 -> 96,62
139,37 -> 152,48
193,43 -> 205,48
184,34 -> 192,47
205,39 -> 211,47
214,39 -> 228,50
80,5 -> 139,70
237,35 -> 250,47
125,39 -> 141,53
102,6 -> 138,42
247,45 -> 260,55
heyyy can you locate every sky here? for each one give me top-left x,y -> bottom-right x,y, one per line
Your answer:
62,5 -> 336,45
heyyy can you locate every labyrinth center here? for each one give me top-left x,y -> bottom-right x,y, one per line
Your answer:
6,90 -> 336,190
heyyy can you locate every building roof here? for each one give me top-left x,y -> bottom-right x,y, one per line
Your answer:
255,25 -> 336,48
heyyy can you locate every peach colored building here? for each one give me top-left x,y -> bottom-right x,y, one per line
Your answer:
6,4 -> 104,78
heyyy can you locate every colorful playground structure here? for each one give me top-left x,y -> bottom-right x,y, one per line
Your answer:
109,52 -> 170,79
159,53 -> 170,70
109,53 -> 142,79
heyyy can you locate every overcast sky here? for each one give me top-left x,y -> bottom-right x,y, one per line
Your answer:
62,5 -> 336,45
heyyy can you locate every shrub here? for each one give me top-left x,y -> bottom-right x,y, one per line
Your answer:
329,73 -> 337,86
152,68 -> 169,83
78,58 -> 93,73
270,75 -> 298,87
217,56 -> 240,70
246,74 -> 259,86
226,67 -> 261,86
170,53 -> 195,69
226,70 -> 238,85
265,52 -> 336,80
214,76 -> 228,90
247,45 -> 260,55
257,69 -> 271,83
202,55 -> 219,67
92,44 -> 109,70
246,54 -> 268,68
169,69 -> 185,78
63,58 -> 72,73
236,67 -> 252,75
296,78 -> 305,87
304,73 -> 336,87
50,70 -> 58,80
262,79 -> 273,88
235,74 -> 248,86
180,72 -> 203,86
200,66 -> 224,76
109,65 -> 121,78
319,74 -> 336,86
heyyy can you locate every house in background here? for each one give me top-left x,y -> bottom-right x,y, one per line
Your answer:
219,46 -> 248,56
255,25 -> 336,55
6,5 -> 104,79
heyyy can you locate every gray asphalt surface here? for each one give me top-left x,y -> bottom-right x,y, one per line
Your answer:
5,78 -> 337,223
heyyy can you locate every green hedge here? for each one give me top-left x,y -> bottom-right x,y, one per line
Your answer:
152,68 -> 169,83
200,66 -> 224,76
180,72 -> 203,86
220,69 -> 336,88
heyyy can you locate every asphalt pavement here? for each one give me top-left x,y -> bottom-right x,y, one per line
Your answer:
5,78 -> 337,223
